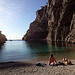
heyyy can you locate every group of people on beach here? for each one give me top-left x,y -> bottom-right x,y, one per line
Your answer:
49,54 -> 72,66
36,54 -> 73,67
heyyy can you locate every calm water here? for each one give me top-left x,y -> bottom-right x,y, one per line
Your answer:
0,40 -> 75,62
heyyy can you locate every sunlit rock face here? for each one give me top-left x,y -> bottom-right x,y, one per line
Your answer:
23,6 -> 48,40
23,0 -> 75,43
0,31 -> 7,44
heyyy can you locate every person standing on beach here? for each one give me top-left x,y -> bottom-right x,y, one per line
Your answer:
49,54 -> 57,66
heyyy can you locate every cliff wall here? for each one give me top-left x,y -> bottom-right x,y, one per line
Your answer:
23,5 -> 48,40
23,0 -> 75,43
47,0 -> 75,43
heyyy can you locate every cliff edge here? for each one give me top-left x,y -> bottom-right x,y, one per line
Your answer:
23,0 -> 75,43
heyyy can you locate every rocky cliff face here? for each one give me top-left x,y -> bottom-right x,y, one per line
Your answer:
23,0 -> 75,43
0,32 -> 7,44
47,0 -> 75,43
23,5 -> 48,40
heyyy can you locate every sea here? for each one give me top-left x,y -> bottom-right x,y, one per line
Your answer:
0,40 -> 75,62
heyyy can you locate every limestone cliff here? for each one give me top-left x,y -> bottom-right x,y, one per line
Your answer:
47,0 -> 75,43
23,5 -> 48,40
0,31 -> 7,44
23,0 -> 75,43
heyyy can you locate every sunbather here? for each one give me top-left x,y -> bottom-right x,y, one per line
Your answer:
62,58 -> 72,65
49,54 -> 57,66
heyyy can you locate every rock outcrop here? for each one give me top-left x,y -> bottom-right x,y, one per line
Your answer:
23,0 -> 75,43
23,5 -> 48,40
47,0 -> 75,43
0,31 -> 7,44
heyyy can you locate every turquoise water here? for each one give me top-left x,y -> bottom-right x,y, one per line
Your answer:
0,40 -> 75,62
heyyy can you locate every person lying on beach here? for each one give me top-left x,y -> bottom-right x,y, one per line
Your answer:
49,54 -> 57,66
62,58 -> 72,65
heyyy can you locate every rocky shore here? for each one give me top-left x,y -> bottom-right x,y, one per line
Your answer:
0,60 -> 75,75
23,0 -> 75,43
0,31 -> 7,44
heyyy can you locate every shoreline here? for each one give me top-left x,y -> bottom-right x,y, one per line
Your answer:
0,60 -> 75,75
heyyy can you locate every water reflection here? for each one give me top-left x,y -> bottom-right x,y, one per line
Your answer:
26,41 -> 75,60
0,44 -> 4,50
0,40 -> 75,62
26,41 -> 69,53
0,45 -> 2,49
26,41 -> 50,58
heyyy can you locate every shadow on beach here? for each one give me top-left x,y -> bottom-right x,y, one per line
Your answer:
0,61 -> 34,70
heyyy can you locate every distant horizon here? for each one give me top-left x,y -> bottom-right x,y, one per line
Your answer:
0,0 -> 47,40
7,39 -> 22,41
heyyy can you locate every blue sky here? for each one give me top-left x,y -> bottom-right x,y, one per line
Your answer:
0,0 -> 47,40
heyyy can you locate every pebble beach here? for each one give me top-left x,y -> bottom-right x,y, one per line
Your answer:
0,60 -> 75,75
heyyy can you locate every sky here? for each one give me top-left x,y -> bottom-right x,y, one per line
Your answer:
0,0 -> 47,40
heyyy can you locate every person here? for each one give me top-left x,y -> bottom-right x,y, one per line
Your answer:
62,58 -> 67,65
49,54 -> 57,66
62,58 -> 72,65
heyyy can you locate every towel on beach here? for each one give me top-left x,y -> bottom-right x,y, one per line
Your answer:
36,63 -> 46,67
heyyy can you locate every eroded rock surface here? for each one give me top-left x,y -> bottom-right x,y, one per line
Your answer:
23,0 -> 75,43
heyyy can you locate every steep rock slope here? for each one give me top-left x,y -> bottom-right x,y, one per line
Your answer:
23,0 -> 75,43
23,6 -> 48,40
47,0 -> 75,43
